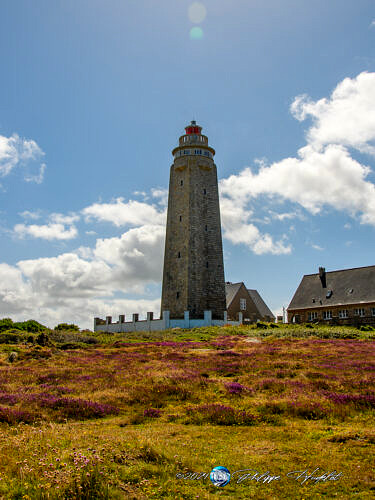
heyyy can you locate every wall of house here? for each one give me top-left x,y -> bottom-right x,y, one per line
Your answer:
287,302 -> 375,324
227,284 -> 260,322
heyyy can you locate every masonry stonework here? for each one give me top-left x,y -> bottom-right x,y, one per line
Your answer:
161,122 -> 226,319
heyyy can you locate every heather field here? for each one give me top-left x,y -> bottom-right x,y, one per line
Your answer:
0,322 -> 374,499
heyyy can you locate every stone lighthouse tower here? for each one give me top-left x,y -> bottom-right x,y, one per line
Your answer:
161,121 -> 226,319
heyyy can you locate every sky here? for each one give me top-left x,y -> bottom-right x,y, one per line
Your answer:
1,0 -> 375,329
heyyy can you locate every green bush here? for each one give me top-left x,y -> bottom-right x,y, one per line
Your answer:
0,318 -> 14,332
59,342 -> 88,350
55,323 -> 80,332
0,332 -> 21,344
49,330 -> 99,344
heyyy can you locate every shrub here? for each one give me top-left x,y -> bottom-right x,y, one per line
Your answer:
259,400 -> 330,420
49,330 -> 99,345
59,342 -> 87,350
36,331 -> 50,346
14,319 -> 47,333
55,323 -> 80,332
224,382 -> 250,395
0,405 -> 35,424
143,408 -> 162,418
30,394 -> 119,419
0,318 -> 14,332
8,351 -> 18,363
322,391 -> 375,408
0,332 -> 21,344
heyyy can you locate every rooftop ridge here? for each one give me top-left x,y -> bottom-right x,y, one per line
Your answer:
303,264 -> 375,277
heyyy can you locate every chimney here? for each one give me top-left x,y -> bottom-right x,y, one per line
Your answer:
319,267 -> 326,288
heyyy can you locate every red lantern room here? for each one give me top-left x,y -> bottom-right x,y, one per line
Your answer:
185,120 -> 202,135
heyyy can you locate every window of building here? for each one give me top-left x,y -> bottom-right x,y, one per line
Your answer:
205,225 -> 208,231
176,292 -> 180,299
179,215 -> 182,221
372,308 -> 375,317
180,180 -> 183,186
323,310 -> 332,320
183,149 -> 190,155
206,261 -> 209,268
177,252 -> 181,258
308,311 -> 318,321
240,298 -> 246,310
339,310 -> 348,319
204,151 -> 209,156
195,149 -> 202,155
354,308 -> 365,317
203,188 -> 207,195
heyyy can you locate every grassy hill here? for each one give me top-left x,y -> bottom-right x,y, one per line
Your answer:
0,322 -> 373,498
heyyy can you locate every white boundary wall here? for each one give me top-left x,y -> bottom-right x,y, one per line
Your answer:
94,310 -> 242,333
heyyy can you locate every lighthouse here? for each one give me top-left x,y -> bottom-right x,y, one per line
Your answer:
161,121 -> 226,319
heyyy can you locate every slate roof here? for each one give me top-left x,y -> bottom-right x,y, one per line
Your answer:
288,265 -> 375,311
248,289 -> 275,319
225,282 -> 243,307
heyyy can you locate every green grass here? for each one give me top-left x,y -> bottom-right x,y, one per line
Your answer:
0,322 -> 373,498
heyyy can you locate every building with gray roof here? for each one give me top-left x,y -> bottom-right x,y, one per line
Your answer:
287,265 -> 375,324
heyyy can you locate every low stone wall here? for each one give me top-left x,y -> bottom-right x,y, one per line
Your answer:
94,310 -> 242,333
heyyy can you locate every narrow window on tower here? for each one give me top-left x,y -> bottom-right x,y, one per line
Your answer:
205,225 -> 208,231
178,252 -> 181,258
176,292 -> 180,299
203,188 -> 207,195
206,261 -> 209,268
179,216 -> 182,222
180,180 -> 183,186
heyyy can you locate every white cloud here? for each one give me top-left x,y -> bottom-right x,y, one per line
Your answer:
14,223 -> 78,241
291,72 -> 375,155
12,223 -> 162,303
151,187 -> 168,206
13,212 -> 80,241
82,197 -> 166,227
0,224 -> 165,328
50,213 -> 80,225
219,196 -> 292,255
19,210 -> 42,220
269,210 -> 304,221
24,162 -> 46,184
311,244 -> 324,251
0,133 -> 46,182
220,72 -> 375,228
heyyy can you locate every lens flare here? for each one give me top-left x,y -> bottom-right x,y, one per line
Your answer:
190,27 -> 204,40
188,2 -> 207,24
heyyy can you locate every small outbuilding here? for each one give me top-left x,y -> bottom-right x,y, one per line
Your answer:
287,265 -> 375,325
225,282 -> 275,322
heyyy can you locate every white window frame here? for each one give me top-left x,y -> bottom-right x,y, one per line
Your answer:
308,311 -> 318,321
240,298 -> 246,311
354,308 -> 365,317
372,308 -> 375,317
323,310 -> 332,320
339,310 -> 348,319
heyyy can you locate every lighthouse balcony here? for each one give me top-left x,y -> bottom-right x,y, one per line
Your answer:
179,134 -> 208,146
